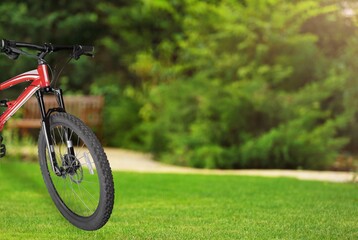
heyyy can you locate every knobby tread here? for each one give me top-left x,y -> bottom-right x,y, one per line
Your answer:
38,112 -> 114,230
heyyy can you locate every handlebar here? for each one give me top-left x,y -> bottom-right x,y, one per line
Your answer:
0,39 -> 94,60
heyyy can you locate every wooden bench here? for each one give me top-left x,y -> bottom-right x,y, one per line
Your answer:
8,95 -> 104,136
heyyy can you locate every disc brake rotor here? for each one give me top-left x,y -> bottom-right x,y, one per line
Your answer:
62,154 -> 83,183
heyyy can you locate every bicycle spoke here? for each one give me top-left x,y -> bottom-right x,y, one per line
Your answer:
46,124 -> 100,217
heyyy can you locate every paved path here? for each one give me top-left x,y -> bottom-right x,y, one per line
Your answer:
105,148 -> 357,183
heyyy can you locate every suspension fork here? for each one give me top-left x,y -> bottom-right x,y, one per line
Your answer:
36,89 -> 61,176
36,88 -> 75,176
53,89 -> 76,158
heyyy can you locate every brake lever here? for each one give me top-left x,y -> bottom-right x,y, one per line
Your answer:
0,40 -> 19,60
4,47 -> 20,60
72,50 -> 81,60
72,46 -> 94,60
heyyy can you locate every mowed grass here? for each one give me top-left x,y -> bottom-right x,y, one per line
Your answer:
0,161 -> 356,240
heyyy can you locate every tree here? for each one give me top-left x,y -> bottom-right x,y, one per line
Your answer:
0,1 -> 102,95
125,0 -> 357,169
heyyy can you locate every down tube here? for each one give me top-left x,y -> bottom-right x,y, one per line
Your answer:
0,85 -> 40,130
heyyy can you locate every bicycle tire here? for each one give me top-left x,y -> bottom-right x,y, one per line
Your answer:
38,112 -> 114,230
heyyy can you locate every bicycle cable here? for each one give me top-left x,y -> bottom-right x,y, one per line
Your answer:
7,48 -> 57,86
50,55 -> 73,88
10,47 -> 40,61
3,41 -> 91,89
9,47 -> 57,87
51,47 -> 84,88
8,45 -> 73,89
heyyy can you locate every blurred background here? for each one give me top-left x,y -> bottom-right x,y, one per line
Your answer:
0,0 -> 358,171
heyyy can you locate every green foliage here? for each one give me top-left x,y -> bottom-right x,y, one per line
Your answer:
117,0 -> 358,169
0,1 -> 101,96
1,0 -> 358,169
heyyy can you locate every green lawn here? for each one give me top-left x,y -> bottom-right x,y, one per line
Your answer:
0,161 -> 356,240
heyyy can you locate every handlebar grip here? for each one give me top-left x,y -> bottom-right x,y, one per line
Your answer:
81,45 -> 94,53
0,39 -> 19,60
72,45 -> 95,60
0,39 -> 10,51
81,46 -> 95,57
0,39 -> 16,50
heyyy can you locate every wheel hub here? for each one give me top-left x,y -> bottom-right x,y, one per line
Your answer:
62,154 -> 83,183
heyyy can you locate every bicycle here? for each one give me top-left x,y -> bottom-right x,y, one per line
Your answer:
0,39 -> 114,231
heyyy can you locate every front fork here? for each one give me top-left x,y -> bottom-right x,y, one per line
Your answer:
36,88 -> 74,176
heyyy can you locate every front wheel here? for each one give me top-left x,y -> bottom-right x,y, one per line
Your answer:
38,113 -> 114,230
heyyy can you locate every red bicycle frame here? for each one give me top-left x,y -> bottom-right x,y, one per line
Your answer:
0,40 -> 93,176
0,63 -> 65,175
0,64 -> 51,131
